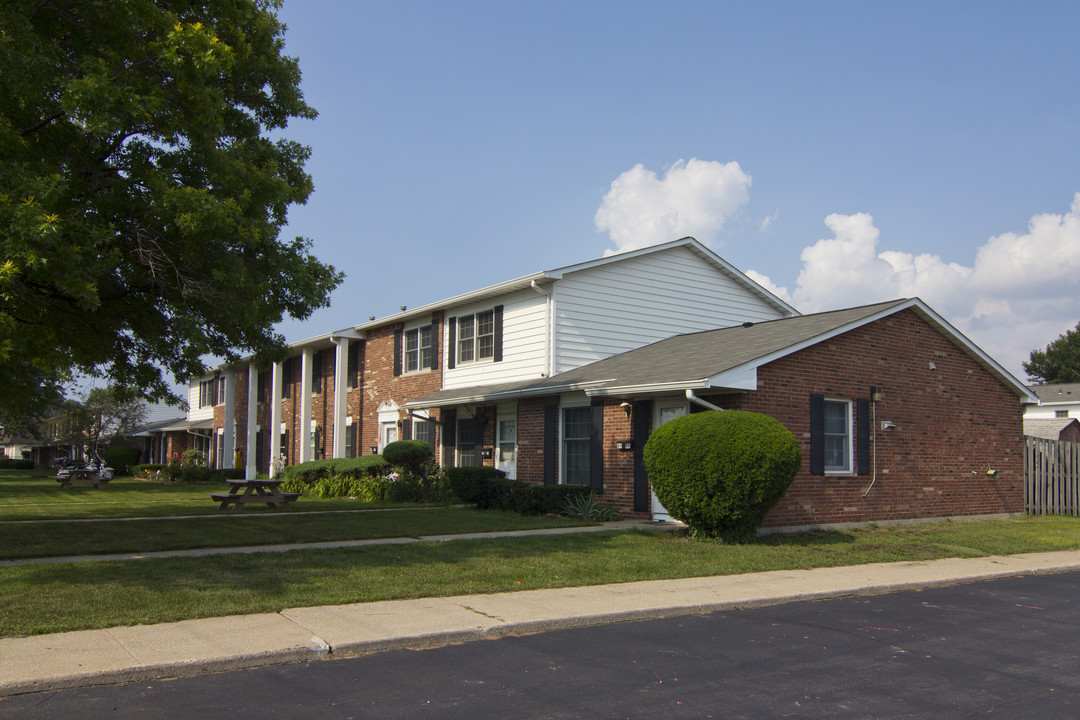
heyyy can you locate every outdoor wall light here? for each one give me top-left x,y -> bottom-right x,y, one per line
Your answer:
619,401 -> 632,419
870,386 -> 883,402
370,446 -> 379,455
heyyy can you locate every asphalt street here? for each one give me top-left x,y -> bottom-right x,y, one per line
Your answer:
4,570 -> 1078,719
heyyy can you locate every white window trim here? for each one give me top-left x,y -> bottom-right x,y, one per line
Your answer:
559,397 -> 592,486
402,322 -> 434,374
456,309 -> 495,365
823,398 -> 854,475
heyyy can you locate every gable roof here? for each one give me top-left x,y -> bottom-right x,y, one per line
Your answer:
1030,383 -> 1080,406
405,298 -> 1037,408
349,237 -> 796,336
1024,417 -> 1080,440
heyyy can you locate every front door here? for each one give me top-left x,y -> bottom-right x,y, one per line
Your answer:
651,400 -> 689,520
496,416 -> 517,479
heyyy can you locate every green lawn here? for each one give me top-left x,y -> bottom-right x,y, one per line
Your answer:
3,469 -> 1080,638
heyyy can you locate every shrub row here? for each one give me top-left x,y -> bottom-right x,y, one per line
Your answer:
447,466 -> 592,515
278,456 -> 447,503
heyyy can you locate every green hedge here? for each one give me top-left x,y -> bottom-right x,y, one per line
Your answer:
0,458 -> 33,469
103,446 -> 141,472
447,466 -> 592,515
644,410 -> 801,542
132,464 -> 246,483
280,456 -> 398,500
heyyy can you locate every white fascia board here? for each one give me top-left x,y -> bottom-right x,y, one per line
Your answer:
585,379 -> 713,397
354,272 -> 552,331
706,364 -> 759,391
403,378 -> 615,409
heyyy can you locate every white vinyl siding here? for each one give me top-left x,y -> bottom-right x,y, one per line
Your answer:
188,379 -> 213,422
443,289 -> 549,389
552,245 -> 788,374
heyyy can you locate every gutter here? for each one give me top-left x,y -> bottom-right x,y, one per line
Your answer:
686,389 -> 723,411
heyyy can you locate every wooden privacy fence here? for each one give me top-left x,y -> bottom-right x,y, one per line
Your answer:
1025,436 -> 1080,516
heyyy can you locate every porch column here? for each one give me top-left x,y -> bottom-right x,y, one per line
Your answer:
332,337 -> 350,458
270,359 -> 282,476
300,346 -> 314,464
222,369 -> 235,469
246,363 -> 258,480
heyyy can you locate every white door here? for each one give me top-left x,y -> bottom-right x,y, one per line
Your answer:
496,417 -> 517,479
651,400 -> 689,520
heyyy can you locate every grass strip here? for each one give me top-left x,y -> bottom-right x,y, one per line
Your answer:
0,508 -> 592,560
3,515 -> 1079,637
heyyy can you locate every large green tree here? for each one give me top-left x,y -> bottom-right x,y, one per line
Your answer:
1025,321 -> 1080,384
0,0 -> 342,427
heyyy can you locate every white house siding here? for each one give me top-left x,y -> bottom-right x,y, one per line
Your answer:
442,288 -> 550,389
553,245 -> 787,374
188,379 -> 214,422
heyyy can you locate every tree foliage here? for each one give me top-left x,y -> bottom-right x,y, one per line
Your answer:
51,387 -> 148,456
1024,322 -> 1080,384
0,0 -> 342,425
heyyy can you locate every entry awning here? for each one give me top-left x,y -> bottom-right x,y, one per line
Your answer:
159,418 -> 213,432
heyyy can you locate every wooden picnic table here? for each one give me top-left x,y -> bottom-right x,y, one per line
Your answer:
56,469 -> 110,489
211,479 -> 299,510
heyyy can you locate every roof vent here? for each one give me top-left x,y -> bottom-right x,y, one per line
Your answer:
742,321 -> 754,328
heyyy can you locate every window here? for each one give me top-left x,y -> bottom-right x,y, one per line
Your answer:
823,400 -> 852,474
1056,410 -> 1069,418
345,417 -> 356,458
198,379 -> 216,408
457,310 -> 494,364
562,407 -> 591,486
311,350 -> 323,394
404,325 -> 434,373
281,359 -> 292,400
414,419 -> 435,448
257,371 -> 269,404
217,377 -> 226,405
279,425 -> 289,463
456,416 -> 482,466
347,342 -> 359,389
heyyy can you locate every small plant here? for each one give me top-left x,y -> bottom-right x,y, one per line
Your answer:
181,449 -> 207,467
560,492 -> 621,521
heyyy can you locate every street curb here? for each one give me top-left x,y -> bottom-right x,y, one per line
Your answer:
5,551 -> 1079,696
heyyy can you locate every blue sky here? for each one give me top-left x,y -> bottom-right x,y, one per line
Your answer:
272,1 -> 1080,379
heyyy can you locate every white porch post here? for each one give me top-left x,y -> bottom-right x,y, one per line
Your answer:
332,337 -> 350,458
222,369 -> 235,469
300,347 -> 314,464
270,360 -> 283,476
246,363 -> 258,480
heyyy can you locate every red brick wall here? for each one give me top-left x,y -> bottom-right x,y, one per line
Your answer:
361,313 -> 445,457
705,309 -> 1024,528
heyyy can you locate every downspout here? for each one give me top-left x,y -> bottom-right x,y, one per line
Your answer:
685,389 -> 722,411
530,279 -> 553,378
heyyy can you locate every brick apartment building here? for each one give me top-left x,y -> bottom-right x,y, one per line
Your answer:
153,238 -> 1037,528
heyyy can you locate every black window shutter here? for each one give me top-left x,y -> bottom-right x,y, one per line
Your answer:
281,359 -> 291,399
856,398 -> 871,475
589,398 -> 604,493
430,315 -> 440,370
447,317 -> 457,369
632,399 -> 652,512
809,394 -> 825,475
493,305 -> 504,363
442,409 -> 456,469
543,404 -> 557,485
402,417 -> 412,441
393,329 -> 402,377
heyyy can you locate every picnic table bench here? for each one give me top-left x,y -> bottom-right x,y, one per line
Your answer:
56,469 -> 110,489
211,479 -> 299,510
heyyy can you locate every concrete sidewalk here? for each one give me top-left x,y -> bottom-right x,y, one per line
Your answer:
4,549 -> 1080,696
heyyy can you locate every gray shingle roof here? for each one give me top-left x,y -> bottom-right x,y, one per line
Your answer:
1024,417 -> 1080,440
1030,383 -> 1080,405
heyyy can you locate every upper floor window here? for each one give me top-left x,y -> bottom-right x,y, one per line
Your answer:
404,325 -> 434,373
1056,410 -> 1069,418
347,342 -> 360,389
199,379 -> 216,408
458,310 -> 493,363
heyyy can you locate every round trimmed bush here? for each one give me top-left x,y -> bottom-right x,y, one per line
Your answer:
643,410 -> 800,542
382,440 -> 434,475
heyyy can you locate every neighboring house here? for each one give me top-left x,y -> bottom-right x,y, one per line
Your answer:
1024,417 -> 1080,444
147,238 -> 1036,529
0,431 -> 34,460
1025,383 -> 1080,420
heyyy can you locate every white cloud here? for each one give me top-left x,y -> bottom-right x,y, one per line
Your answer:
595,158 -> 751,255
748,194 -> 1080,379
